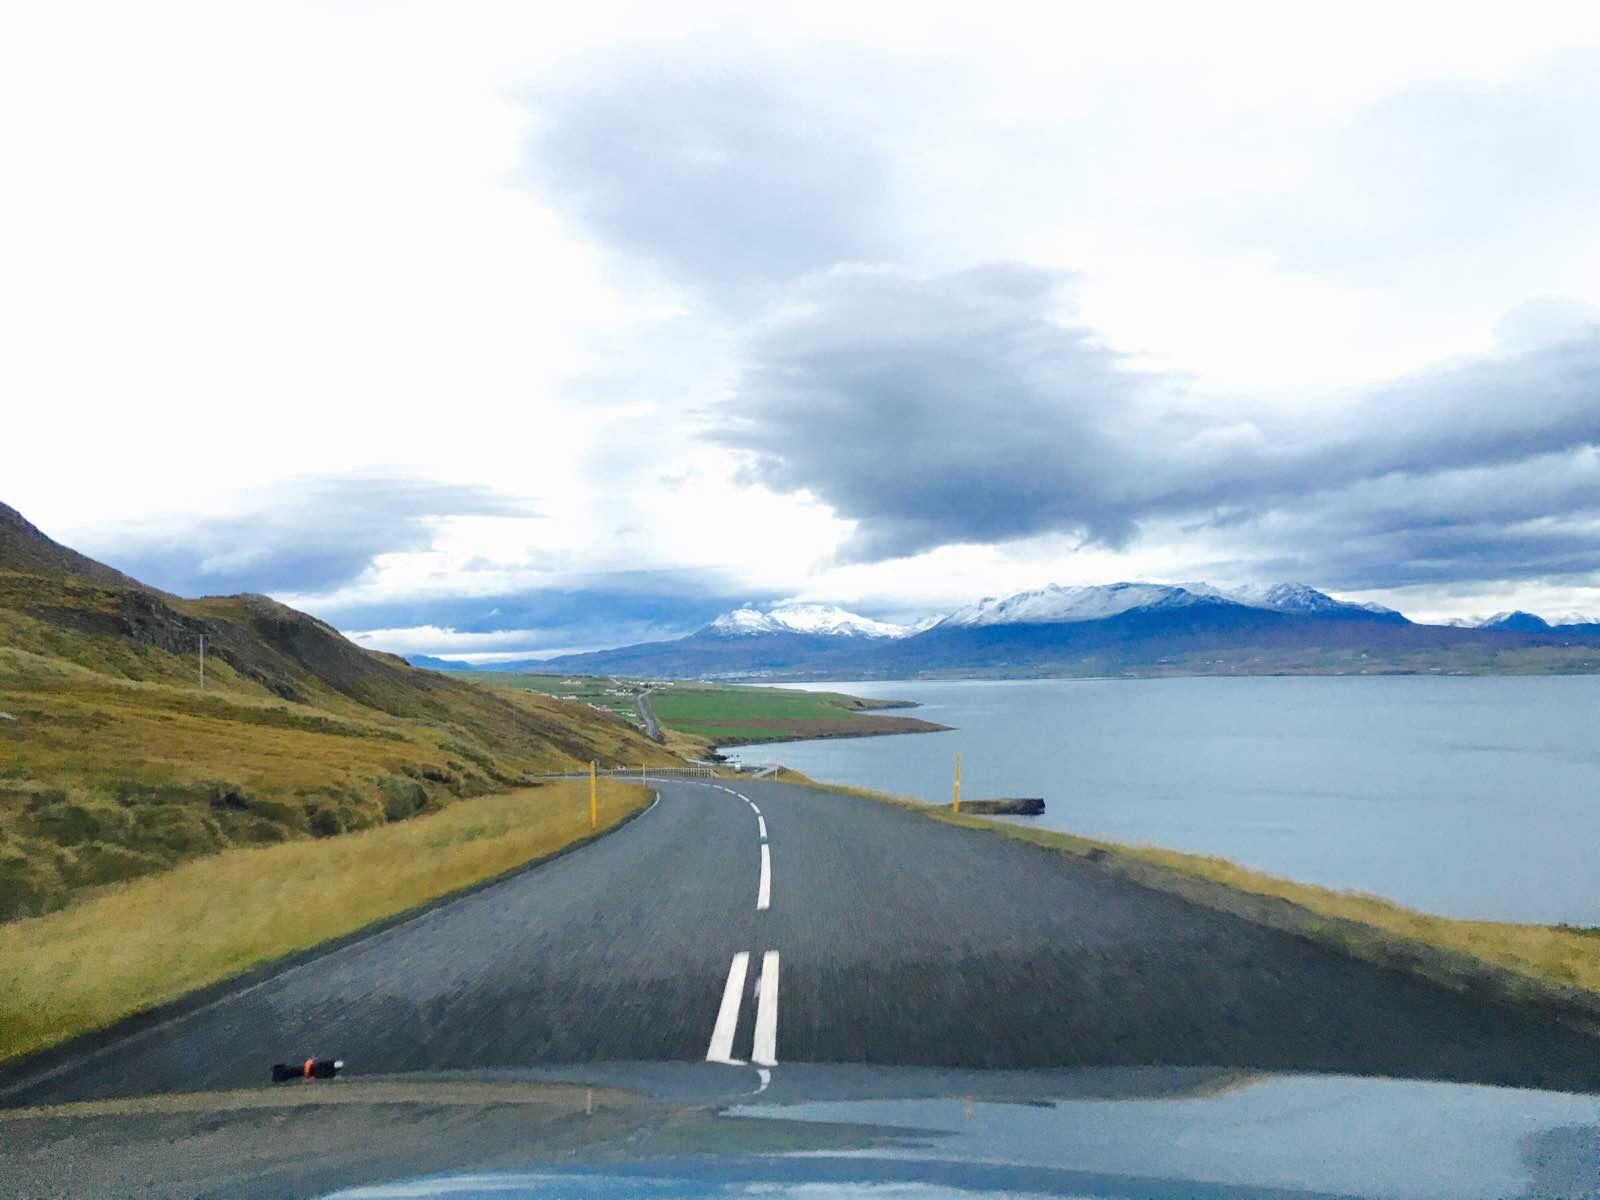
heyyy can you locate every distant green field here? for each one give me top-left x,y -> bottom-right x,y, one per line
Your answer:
443,673 -> 947,746
647,683 -> 889,734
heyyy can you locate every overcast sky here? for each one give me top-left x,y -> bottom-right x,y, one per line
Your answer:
5,1 -> 1600,658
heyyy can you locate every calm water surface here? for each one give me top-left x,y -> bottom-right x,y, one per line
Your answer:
726,676 -> 1600,924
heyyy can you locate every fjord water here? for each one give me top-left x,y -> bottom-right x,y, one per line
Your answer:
733,676 -> 1600,924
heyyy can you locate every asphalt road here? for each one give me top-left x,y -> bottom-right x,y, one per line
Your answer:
8,778 -> 1600,1105
636,691 -> 663,742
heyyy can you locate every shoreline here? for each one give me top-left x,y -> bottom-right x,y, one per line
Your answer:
710,717 -> 953,752
738,665 -> 1600,684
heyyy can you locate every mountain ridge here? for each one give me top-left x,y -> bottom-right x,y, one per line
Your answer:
527,580 -> 1600,680
0,502 -> 165,597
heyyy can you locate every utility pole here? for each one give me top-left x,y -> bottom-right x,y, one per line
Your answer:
589,759 -> 598,829
953,752 -> 961,813
198,633 -> 206,690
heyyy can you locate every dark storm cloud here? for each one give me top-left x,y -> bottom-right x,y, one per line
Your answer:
312,572 -> 748,637
714,263 -> 1156,559
1207,448 -> 1600,591
312,577 -> 755,656
81,476 -> 534,597
521,48 -> 900,297
712,263 -> 1600,580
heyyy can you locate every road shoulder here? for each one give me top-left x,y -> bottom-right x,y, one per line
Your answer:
779,771 -> 1600,1038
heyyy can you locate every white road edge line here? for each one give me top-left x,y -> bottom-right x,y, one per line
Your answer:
752,950 -> 780,1067
757,842 -> 771,910
706,951 -> 750,1065
757,815 -> 767,840
750,804 -> 760,816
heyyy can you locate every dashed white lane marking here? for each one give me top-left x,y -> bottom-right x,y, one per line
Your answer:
752,950 -> 780,1067
706,951 -> 750,1064
754,1067 -> 771,1094
693,781 -> 770,910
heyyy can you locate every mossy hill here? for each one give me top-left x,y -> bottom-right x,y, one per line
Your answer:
0,502 -> 678,920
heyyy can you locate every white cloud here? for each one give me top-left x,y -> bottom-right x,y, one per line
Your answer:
4,1 -> 1599,634
346,626 -> 554,656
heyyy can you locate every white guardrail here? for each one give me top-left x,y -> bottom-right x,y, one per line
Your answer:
534,762 -> 780,781
534,765 -> 718,780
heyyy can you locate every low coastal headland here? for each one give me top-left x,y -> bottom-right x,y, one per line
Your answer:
452,672 -> 952,757
957,797 -> 1046,815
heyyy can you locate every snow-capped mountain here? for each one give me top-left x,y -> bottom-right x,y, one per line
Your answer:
933,581 -> 1406,630
937,583 -> 1207,628
1223,582 -> 1405,622
1553,612 -> 1600,628
1452,610 -> 1599,632
536,579 -> 1600,679
703,603 -> 912,639
1477,611 -> 1552,632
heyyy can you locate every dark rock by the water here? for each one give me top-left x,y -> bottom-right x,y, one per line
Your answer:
961,797 -> 1045,815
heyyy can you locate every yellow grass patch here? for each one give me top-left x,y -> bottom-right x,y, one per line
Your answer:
1114,837 -> 1600,995
0,779 -> 648,1064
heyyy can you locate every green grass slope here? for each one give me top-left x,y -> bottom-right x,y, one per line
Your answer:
0,505 -> 679,921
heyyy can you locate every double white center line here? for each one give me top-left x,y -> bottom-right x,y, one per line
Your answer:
703,781 -> 780,1067
706,951 -> 750,1064
706,949 -> 780,1066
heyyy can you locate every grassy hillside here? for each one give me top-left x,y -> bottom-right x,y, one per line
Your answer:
0,778 -> 649,1064
464,671 -> 652,724
0,505 -> 679,920
0,502 -> 156,594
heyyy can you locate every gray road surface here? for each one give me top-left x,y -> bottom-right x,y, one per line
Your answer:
636,691 -> 663,742
7,778 -> 1600,1105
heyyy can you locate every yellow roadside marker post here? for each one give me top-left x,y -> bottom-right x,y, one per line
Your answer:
953,752 -> 961,813
590,759 -> 598,829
